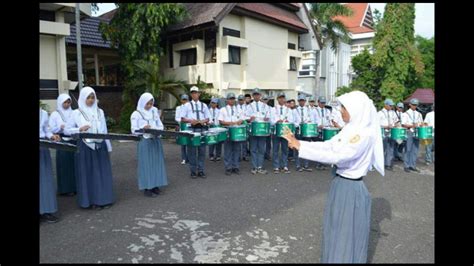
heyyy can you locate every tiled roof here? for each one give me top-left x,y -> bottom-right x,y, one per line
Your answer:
404,89 -> 435,104
66,16 -> 113,48
332,3 -> 374,34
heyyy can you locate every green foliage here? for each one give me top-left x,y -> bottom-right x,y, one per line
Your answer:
335,86 -> 354,97
100,3 -> 187,131
308,3 -> 353,51
39,100 -> 50,113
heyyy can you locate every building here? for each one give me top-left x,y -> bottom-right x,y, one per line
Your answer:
40,3 -> 91,110
158,3 -> 309,108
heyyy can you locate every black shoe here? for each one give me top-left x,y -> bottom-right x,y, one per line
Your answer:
409,167 -> 420,173
151,187 -> 160,195
243,157 -> 248,161
404,167 -> 410,173
99,204 -> 112,209
232,168 -> 240,175
198,172 -> 207,178
225,169 -> 232,176
144,189 -> 157,197
40,213 -> 59,223
215,157 -> 221,161
385,166 -> 393,171
191,172 -> 198,179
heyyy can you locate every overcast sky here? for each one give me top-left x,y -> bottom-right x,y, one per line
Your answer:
93,3 -> 434,38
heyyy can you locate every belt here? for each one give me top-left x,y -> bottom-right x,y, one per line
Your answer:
336,173 -> 363,181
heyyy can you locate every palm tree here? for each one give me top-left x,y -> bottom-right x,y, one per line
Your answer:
308,3 -> 353,51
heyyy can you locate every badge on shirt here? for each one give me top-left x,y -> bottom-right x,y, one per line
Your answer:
349,134 -> 360,144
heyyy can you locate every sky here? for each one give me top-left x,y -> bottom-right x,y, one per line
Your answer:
93,3 -> 434,38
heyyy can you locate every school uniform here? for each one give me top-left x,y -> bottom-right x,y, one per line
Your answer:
401,109 -> 423,170
40,108 -> 58,215
218,104 -> 244,172
236,103 -> 248,160
294,105 -> 316,170
393,109 -> 405,160
64,87 -> 114,209
424,111 -> 435,164
270,103 -> 296,171
208,107 -> 222,160
378,108 -> 397,168
49,94 -> 76,195
131,93 -> 168,195
175,104 -> 188,163
246,100 -> 270,171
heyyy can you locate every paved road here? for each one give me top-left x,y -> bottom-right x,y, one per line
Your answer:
40,139 -> 434,263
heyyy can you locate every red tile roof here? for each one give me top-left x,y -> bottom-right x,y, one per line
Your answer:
236,3 -> 308,32
404,89 -> 435,104
332,3 -> 374,34
98,8 -> 117,20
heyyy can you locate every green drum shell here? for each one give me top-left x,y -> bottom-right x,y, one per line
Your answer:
275,123 -> 295,137
416,126 -> 433,139
229,126 -> 247,142
188,134 -> 202,146
180,122 -> 191,131
251,121 -> 271,136
176,135 -> 189,145
301,123 -> 318,137
390,127 -> 407,140
202,132 -> 218,145
322,127 -> 340,141
217,130 -> 228,142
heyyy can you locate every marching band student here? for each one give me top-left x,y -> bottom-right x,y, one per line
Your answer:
424,104 -> 435,165
208,98 -> 222,162
393,102 -> 405,161
378,99 -> 397,171
40,107 -> 61,223
65,86 -> 114,210
131,92 -> 168,197
294,95 -> 313,172
284,90 -> 384,263
237,95 -> 249,161
315,96 -> 332,170
262,95 -> 272,161
270,93 -> 295,174
180,86 -> 211,178
49,93 -> 76,196
175,94 -> 189,165
401,98 -> 423,173
218,93 -> 244,175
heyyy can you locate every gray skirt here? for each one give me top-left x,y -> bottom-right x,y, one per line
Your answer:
137,138 -> 168,190
40,147 -> 57,214
321,175 -> 371,263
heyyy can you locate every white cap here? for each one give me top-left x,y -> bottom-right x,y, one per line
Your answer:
190,86 -> 199,92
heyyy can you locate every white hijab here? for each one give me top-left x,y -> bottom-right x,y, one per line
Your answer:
337,91 -> 384,176
56,93 -> 72,120
78,86 -> 99,120
136,92 -> 155,120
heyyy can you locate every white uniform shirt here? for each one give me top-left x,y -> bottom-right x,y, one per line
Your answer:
65,108 -> 112,151
130,107 -> 164,138
218,105 -> 245,123
394,110 -> 404,125
180,100 -> 211,121
49,109 -> 73,135
270,103 -> 296,125
316,106 -> 332,127
402,109 -> 423,132
209,107 -> 220,126
175,105 -> 184,123
330,109 -> 346,128
299,129 -> 376,179
424,111 -> 434,128
378,108 -> 397,127
296,105 -> 314,124
246,100 -> 270,122
40,109 -> 53,139
236,103 -> 248,120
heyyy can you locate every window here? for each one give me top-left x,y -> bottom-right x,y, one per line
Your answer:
204,28 -> 217,63
168,37 -> 179,68
179,48 -> 197,66
288,43 -> 296,50
223,27 -> 240,38
228,46 -> 241,65
289,57 -> 297,71
40,10 -> 55,21
302,65 -> 310,70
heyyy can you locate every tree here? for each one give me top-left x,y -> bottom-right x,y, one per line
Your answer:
348,49 -> 384,105
308,3 -> 353,51
372,3 -> 424,104
100,3 -> 188,130
413,35 -> 434,89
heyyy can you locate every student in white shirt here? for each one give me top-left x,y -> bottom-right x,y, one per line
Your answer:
378,99 -> 397,171
40,108 -> 61,223
131,92 -> 168,198
423,104 -> 435,165
246,88 -> 271,174
175,94 -> 189,164
208,98 -> 222,161
393,102 -> 406,161
262,94 -> 272,161
270,92 -> 295,174
315,96 -> 332,170
236,94 -> 249,161
401,98 -> 424,172
180,86 -> 211,178
218,93 -> 245,175
283,90 -> 384,263
49,93 -> 76,196
294,95 -> 314,172
65,86 -> 114,210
